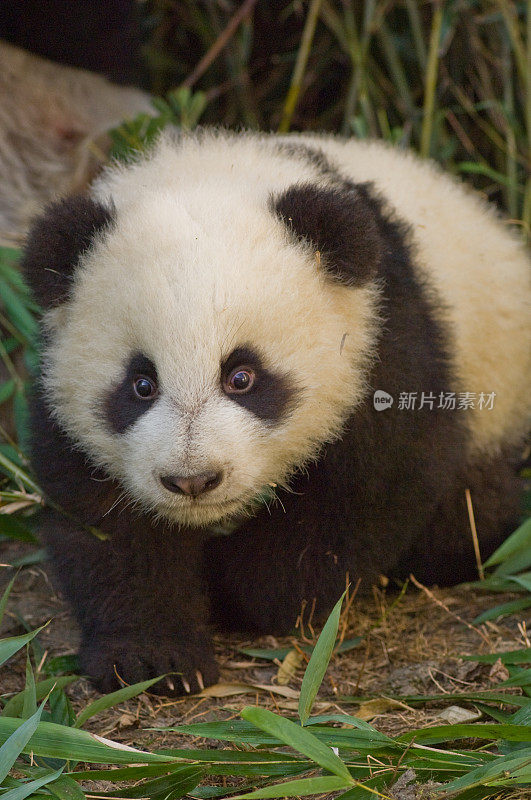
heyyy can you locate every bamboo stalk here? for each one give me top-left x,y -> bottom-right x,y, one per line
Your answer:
496,0 -> 526,85
420,2 -> 443,158
405,0 -> 427,69
279,0 -> 324,133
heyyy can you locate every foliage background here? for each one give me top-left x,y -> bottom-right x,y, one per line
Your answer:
134,0 -> 530,234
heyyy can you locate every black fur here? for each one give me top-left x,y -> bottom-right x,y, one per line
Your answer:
26,181 -> 522,696
273,183 -> 382,285
21,196 -> 113,309
222,347 -> 299,422
104,353 -> 158,434
275,142 -> 338,176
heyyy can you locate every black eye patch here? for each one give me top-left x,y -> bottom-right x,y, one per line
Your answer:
221,347 -> 299,423
104,353 -> 159,434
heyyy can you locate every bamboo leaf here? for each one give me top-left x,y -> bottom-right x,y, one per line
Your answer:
234,774 -> 353,798
0,626 -> 46,668
44,775 -> 87,800
0,698 -> 48,782
241,707 -> 353,783
74,676 -> 165,728
2,677 -> 77,719
0,768 -> 64,800
0,718 -> 179,764
0,576 -> 16,628
483,518 -> 531,568
299,591 -> 346,725
400,723 -> 531,745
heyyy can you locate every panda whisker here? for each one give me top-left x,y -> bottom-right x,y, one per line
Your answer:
103,491 -> 129,517
89,469 -> 112,483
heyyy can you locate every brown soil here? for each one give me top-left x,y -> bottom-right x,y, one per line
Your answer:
1,540 -> 530,800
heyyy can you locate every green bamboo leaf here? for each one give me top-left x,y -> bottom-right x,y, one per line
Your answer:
2,677 -> 77,718
0,769 -> 64,800
500,705 -> 531,754
234,774 -> 353,798
463,648 -> 531,665
336,774 -> 389,799
342,690 -> 529,707
48,685 -> 76,727
74,676 -> 165,728
0,246 -> 21,264
73,751 -> 308,781
0,379 -> 16,404
499,669 -> 531,688
21,654 -> 37,719
159,719 -> 281,746
457,161 -> 525,191
299,591 -> 346,725
69,765 -> 189,782
239,638 -> 361,662
0,517 -> 38,544
0,278 -> 38,342
484,518 -> 531,568
0,450 -> 42,494
491,543 -> 531,576
434,751 -> 531,794
238,646 -> 296,661
44,775 -> 87,800
305,715 -> 390,740
0,698 -> 48,782
473,597 -> 531,625
400,723 -> 531,745
468,572 -> 531,593
86,766 -> 204,799
162,719 -> 399,751
0,718 -> 179,764
241,707 -> 353,783
0,626 -> 46,668
0,576 -> 16,628
13,390 -> 30,451
508,573 -> 531,592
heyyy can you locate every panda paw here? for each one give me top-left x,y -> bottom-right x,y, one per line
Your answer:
80,633 -> 219,696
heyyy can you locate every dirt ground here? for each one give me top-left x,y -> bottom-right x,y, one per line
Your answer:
1,539 -> 530,800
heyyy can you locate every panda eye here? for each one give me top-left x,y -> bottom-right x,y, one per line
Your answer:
133,375 -> 158,400
223,367 -> 255,395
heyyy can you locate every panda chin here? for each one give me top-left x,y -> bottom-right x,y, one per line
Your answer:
162,495 -> 250,529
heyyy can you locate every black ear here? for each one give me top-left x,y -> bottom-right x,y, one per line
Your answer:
21,196 -> 114,309
272,182 -> 382,285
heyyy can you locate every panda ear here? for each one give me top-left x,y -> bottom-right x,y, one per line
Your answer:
21,196 -> 114,309
272,182 -> 382,285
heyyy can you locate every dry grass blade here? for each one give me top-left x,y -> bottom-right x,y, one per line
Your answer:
181,0 -> 259,90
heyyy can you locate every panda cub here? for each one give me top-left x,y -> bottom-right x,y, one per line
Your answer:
23,130 -> 530,695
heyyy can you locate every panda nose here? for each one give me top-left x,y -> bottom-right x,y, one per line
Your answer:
160,471 -> 223,497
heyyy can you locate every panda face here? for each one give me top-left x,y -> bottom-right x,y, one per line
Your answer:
40,182 -> 380,527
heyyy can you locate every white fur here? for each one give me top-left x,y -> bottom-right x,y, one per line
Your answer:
42,130 -> 530,526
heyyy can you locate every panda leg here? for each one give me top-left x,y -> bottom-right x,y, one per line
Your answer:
203,487 -> 394,635
41,510 -> 218,695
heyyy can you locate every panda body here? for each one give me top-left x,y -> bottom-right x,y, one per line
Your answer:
23,130 -> 530,694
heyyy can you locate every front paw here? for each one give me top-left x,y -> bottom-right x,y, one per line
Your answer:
80,633 -> 219,696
